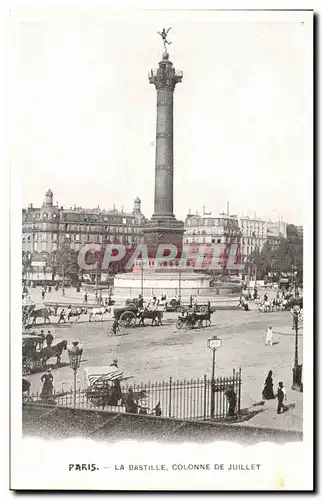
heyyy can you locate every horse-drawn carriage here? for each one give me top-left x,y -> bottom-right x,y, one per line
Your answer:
85,366 -> 146,409
22,304 -> 36,326
22,334 -> 68,375
22,305 -> 52,326
22,334 -> 45,375
113,304 -> 163,328
176,306 -> 213,330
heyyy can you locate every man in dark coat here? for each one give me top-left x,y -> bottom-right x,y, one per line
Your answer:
125,388 -> 138,414
276,381 -> 287,414
137,295 -> 144,309
45,330 -> 54,347
225,385 -> 237,417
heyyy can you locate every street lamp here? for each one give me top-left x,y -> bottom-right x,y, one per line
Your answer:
140,259 -> 144,298
68,341 -> 83,407
291,306 -> 303,392
207,336 -> 223,418
178,266 -> 182,302
291,265 -> 298,298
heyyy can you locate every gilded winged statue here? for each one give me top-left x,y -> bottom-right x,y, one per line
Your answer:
158,27 -> 172,51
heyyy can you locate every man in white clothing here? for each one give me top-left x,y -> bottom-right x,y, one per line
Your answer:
265,326 -> 273,346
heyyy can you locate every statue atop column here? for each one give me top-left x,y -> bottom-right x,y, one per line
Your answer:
157,27 -> 172,52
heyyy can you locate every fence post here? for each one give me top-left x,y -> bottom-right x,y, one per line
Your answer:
169,376 -> 172,418
238,367 -> 242,414
203,374 -> 207,421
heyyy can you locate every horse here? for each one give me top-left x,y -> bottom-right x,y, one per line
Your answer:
39,340 -> 68,366
137,309 -> 163,326
67,308 -> 87,322
88,307 -> 111,322
195,310 -> 213,327
258,301 -> 271,313
30,307 -> 52,325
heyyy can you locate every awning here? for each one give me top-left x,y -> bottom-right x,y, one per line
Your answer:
85,366 -> 124,386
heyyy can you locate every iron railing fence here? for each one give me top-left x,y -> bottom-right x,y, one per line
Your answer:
26,369 -> 242,421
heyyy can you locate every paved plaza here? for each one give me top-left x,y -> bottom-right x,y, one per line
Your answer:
25,287 -> 303,433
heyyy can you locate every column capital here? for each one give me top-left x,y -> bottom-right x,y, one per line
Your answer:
149,58 -> 183,91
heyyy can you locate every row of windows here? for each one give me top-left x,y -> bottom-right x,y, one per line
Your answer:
61,214 -> 139,225
186,218 -> 239,228
59,224 -> 142,233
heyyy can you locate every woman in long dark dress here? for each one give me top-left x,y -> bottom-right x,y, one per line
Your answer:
262,370 -> 275,400
40,369 -> 54,400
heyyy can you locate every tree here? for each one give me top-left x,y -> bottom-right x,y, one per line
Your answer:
52,240 -> 78,295
245,228 -> 303,284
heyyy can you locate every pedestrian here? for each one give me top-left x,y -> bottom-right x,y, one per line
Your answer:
40,329 -> 45,338
262,370 -> 275,400
104,297 -> 108,307
138,393 -> 149,415
225,385 -> 237,417
40,368 -> 54,400
125,388 -> 138,414
58,309 -> 66,324
276,381 -> 287,414
45,330 -> 54,348
265,327 -> 274,346
84,292 -> 88,304
110,359 -> 118,368
41,287 -> 45,300
137,294 -> 144,309
153,401 -> 162,417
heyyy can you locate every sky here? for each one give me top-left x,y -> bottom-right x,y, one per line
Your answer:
9,9 -> 312,225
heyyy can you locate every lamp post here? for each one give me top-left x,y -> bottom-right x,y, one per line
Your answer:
207,336 -> 223,419
178,267 -> 182,302
291,307 -> 303,392
68,341 -> 83,407
291,265 -> 298,298
140,259 -> 144,298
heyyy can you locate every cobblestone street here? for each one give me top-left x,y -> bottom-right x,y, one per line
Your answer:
25,291 -> 303,433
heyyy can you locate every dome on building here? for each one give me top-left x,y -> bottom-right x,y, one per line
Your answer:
134,196 -> 141,203
45,189 -> 53,197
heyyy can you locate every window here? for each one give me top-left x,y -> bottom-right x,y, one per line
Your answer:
217,239 -> 221,244
75,234 -> 80,241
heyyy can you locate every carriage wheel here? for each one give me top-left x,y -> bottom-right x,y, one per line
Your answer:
119,311 -> 137,328
199,305 -> 207,313
176,318 -> 184,329
176,306 -> 183,313
186,320 -> 195,330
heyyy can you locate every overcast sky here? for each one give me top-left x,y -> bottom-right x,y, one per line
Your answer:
9,9 -> 312,224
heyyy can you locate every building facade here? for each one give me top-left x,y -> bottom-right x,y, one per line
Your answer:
22,190 -> 146,281
184,212 -> 241,245
265,219 -> 288,249
237,215 -> 267,257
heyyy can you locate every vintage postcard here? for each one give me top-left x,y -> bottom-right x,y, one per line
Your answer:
9,7 -> 313,491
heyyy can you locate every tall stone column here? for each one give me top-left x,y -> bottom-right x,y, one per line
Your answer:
143,51 -> 185,257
